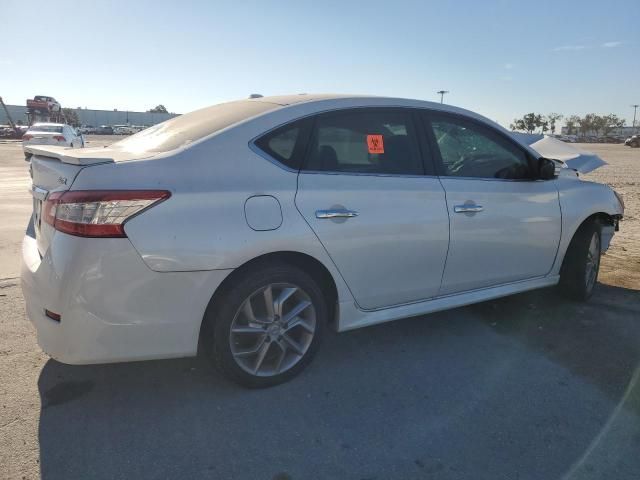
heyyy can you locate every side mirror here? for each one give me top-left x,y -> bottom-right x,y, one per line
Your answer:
538,158 -> 557,180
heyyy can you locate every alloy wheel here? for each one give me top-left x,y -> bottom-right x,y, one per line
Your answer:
229,283 -> 316,377
585,232 -> 600,292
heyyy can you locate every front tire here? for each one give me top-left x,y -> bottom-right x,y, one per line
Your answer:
203,263 -> 327,388
560,220 -> 602,301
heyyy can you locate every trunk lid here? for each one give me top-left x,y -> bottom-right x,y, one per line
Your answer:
24,132 -> 61,145
25,145 -> 118,165
27,146 -> 116,255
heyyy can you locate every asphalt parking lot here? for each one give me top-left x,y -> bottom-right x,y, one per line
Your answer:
1,138 -> 639,480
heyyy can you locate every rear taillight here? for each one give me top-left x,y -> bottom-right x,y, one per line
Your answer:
43,190 -> 170,238
22,134 -> 33,141
53,135 -> 65,142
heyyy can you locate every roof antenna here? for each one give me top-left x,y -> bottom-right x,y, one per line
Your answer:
249,94 -> 263,99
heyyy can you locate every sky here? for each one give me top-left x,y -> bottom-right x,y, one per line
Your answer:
1,0 -> 638,127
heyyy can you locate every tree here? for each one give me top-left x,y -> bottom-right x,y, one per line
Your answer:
545,113 -> 563,135
538,117 -> 549,134
565,115 -> 580,135
148,104 -> 168,113
602,114 -> 625,137
62,108 -> 80,126
510,118 -> 526,131
511,113 -> 542,133
578,114 -> 597,137
591,114 -> 607,136
523,113 -> 541,133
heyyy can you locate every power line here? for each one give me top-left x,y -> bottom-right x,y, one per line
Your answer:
632,104 -> 639,131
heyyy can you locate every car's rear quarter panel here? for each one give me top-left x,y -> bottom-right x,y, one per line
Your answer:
69,115 -> 354,309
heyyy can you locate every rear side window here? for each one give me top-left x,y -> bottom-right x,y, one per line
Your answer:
29,125 -> 63,133
254,121 -> 308,169
304,109 -> 423,175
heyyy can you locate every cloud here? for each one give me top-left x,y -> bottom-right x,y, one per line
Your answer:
553,45 -> 586,51
602,41 -> 622,48
501,75 -> 513,82
504,63 -> 514,70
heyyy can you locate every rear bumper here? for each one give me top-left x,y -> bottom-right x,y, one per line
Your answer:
21,230 -> 232,364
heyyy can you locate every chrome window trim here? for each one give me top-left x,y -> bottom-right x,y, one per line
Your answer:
299,169 -> 439,179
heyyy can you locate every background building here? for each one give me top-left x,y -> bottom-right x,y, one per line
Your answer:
0,104 -> 178,127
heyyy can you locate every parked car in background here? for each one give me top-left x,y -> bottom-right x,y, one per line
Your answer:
0,125 -> 16,137
78,125 -> 96,134
0,125 -> 29,139
26,96 -> 61,112
95,125 -> 114,135
22,123 -> 83,158
113,125 -> 136,135
625,134 -> 640,148
21,94 -> 624,388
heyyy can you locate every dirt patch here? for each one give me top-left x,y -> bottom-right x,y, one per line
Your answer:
581,143 -> 640,290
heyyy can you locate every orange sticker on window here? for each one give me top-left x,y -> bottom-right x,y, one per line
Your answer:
367,134 -> 384,154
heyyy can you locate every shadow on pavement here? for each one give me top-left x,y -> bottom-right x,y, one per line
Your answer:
37,283 -> 640,480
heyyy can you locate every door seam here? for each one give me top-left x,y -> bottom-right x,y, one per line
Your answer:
436,175 -> 452,297
293,173 -> 364,311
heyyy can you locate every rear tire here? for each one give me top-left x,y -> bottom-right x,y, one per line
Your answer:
202,263 -> 327,388
560,220 -> 602,301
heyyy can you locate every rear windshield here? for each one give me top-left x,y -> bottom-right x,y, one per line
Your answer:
28,125 -> 63,133
111,100 -> 280,153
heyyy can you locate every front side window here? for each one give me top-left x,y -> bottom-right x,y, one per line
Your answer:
305,110 -> 422,175
429,115 -> 530,179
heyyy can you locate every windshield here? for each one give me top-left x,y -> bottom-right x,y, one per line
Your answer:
111,100 -> 280,153
28,125 -> 63,133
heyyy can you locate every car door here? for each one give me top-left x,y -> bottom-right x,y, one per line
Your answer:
294,108 -> 450,310
422,111 -> 562,296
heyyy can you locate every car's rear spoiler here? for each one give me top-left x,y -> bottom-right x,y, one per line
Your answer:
509,133 -> 606,174
24,145 -> 115,165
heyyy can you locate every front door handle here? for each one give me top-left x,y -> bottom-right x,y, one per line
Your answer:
454,204 -> 484,213
316,209 -> 359,219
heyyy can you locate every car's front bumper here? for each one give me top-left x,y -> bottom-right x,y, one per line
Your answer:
21,229 -> 231,364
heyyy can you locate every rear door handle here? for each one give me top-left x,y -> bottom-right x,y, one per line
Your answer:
316,209 -> 359,219
454,204 -> 483,213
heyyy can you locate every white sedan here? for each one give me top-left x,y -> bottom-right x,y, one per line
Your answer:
21,94 -> 624,387
22,123 -> 84,158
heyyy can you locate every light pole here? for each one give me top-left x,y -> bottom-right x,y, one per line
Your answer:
632,104 -> 639,132
437,90 -> 449,104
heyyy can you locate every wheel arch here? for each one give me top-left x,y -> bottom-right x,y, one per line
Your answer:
198,250 -> 339,349
558,211 -> 616,272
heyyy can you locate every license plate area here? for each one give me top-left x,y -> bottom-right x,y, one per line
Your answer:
30,186 -> 48,237
33,198 -> 43,233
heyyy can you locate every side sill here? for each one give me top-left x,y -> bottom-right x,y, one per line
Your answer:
337,275 -> 560,332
